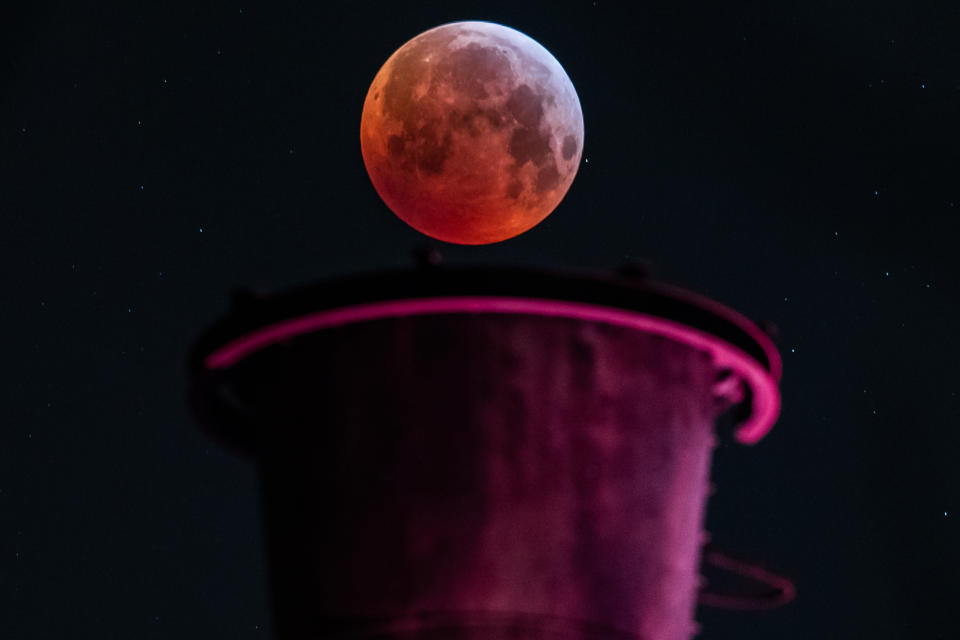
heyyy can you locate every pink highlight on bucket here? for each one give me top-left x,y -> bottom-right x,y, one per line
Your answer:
203,296 -> 780,444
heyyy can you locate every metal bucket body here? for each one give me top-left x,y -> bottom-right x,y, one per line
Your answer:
227,313 -> 718,640
188,268 -> 783,640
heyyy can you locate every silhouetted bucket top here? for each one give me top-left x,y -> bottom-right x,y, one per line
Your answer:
188,264 -> 781,456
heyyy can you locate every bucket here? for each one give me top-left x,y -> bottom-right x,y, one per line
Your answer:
188,266 -> 782,640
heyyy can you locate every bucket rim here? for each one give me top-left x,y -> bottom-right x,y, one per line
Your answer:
187,265 -> 781,448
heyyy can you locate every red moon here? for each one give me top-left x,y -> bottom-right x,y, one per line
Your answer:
360,21 -> 584,245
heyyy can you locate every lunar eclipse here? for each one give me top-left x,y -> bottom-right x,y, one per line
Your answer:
360,21 -> 584,245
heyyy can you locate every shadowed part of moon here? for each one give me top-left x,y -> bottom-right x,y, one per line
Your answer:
361,22 -> 584,244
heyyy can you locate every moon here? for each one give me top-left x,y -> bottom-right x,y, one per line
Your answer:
360,21 -> 584,245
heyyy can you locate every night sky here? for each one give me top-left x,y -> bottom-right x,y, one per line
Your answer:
3,1 -> 958,638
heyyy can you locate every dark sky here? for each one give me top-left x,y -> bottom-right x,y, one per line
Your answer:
3,1 -> 958,637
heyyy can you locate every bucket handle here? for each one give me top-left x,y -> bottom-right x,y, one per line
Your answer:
697,545 -> 796,610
